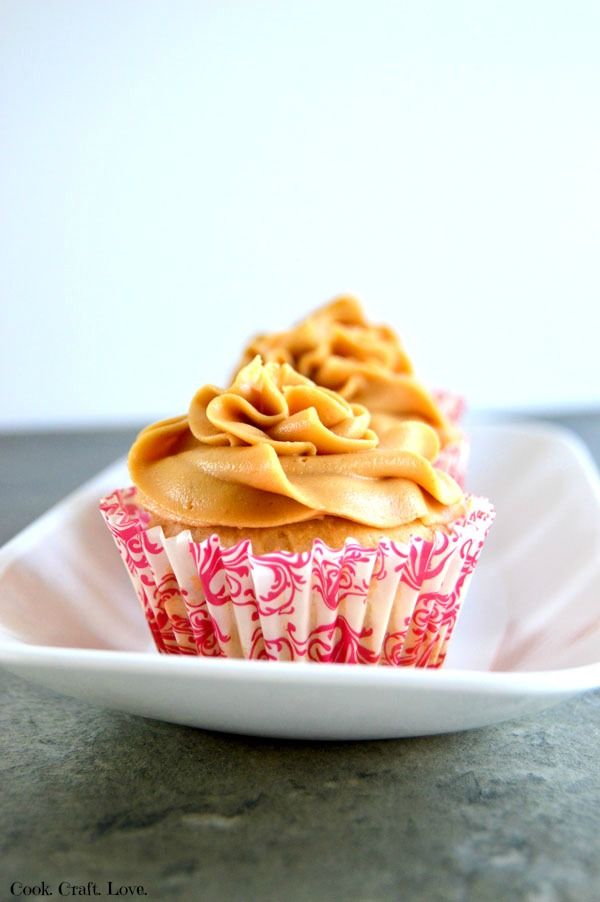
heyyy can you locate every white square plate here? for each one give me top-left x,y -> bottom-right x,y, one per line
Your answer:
1,423 -> 599,740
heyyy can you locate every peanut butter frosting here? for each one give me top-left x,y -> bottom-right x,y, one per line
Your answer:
128,357 -> 464,530
238,296 -> 457,446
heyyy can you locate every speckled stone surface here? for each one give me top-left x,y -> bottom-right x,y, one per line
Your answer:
1,415 -> 600,902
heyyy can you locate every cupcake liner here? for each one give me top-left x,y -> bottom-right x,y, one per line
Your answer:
434,436 -> 470,489
432,388 -> 466,425
431,388 -> 469,487
100,489 -> 494,668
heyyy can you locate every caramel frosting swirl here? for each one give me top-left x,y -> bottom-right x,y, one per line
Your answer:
238,296 -> 456,445
128,357 -> 464,530
188,356 -> 378,456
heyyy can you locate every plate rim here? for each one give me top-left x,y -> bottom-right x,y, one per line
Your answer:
1,643 -> 600,698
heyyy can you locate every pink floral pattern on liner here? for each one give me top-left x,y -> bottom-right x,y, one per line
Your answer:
431,388 -> 469,487
434,437 -> 469,489
100,490 -> 494,668
432,388 -> 466,425
99,489 -> 179,654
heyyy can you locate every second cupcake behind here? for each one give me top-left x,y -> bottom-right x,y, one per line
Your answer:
237,295 -> 469,486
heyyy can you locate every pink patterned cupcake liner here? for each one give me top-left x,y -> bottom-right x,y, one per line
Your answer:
434,436 -> 470,488
100,490 -> 494,668
431,388 -> 469,487
432,388 -> 466,425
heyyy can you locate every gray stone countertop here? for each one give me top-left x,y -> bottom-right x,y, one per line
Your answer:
1,413 -> 600,902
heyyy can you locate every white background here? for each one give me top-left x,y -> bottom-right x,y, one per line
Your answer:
1,0 -> 599,429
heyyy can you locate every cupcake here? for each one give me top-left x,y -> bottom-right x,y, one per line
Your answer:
237,295 -> 468,485
100,357 -> 493,666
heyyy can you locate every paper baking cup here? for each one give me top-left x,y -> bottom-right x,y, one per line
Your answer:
434,437 -> 470,488
431,388 -> 469,487
432,388 -> 466,425
100,490 -> 494,668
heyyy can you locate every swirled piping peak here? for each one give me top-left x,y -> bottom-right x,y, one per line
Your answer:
188,355 -> 379,456
240,295 -> 414,392
127,356 -> 464,529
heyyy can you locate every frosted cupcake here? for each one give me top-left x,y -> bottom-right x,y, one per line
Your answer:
100,357 -> 493,666
237,295 -> 468,485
